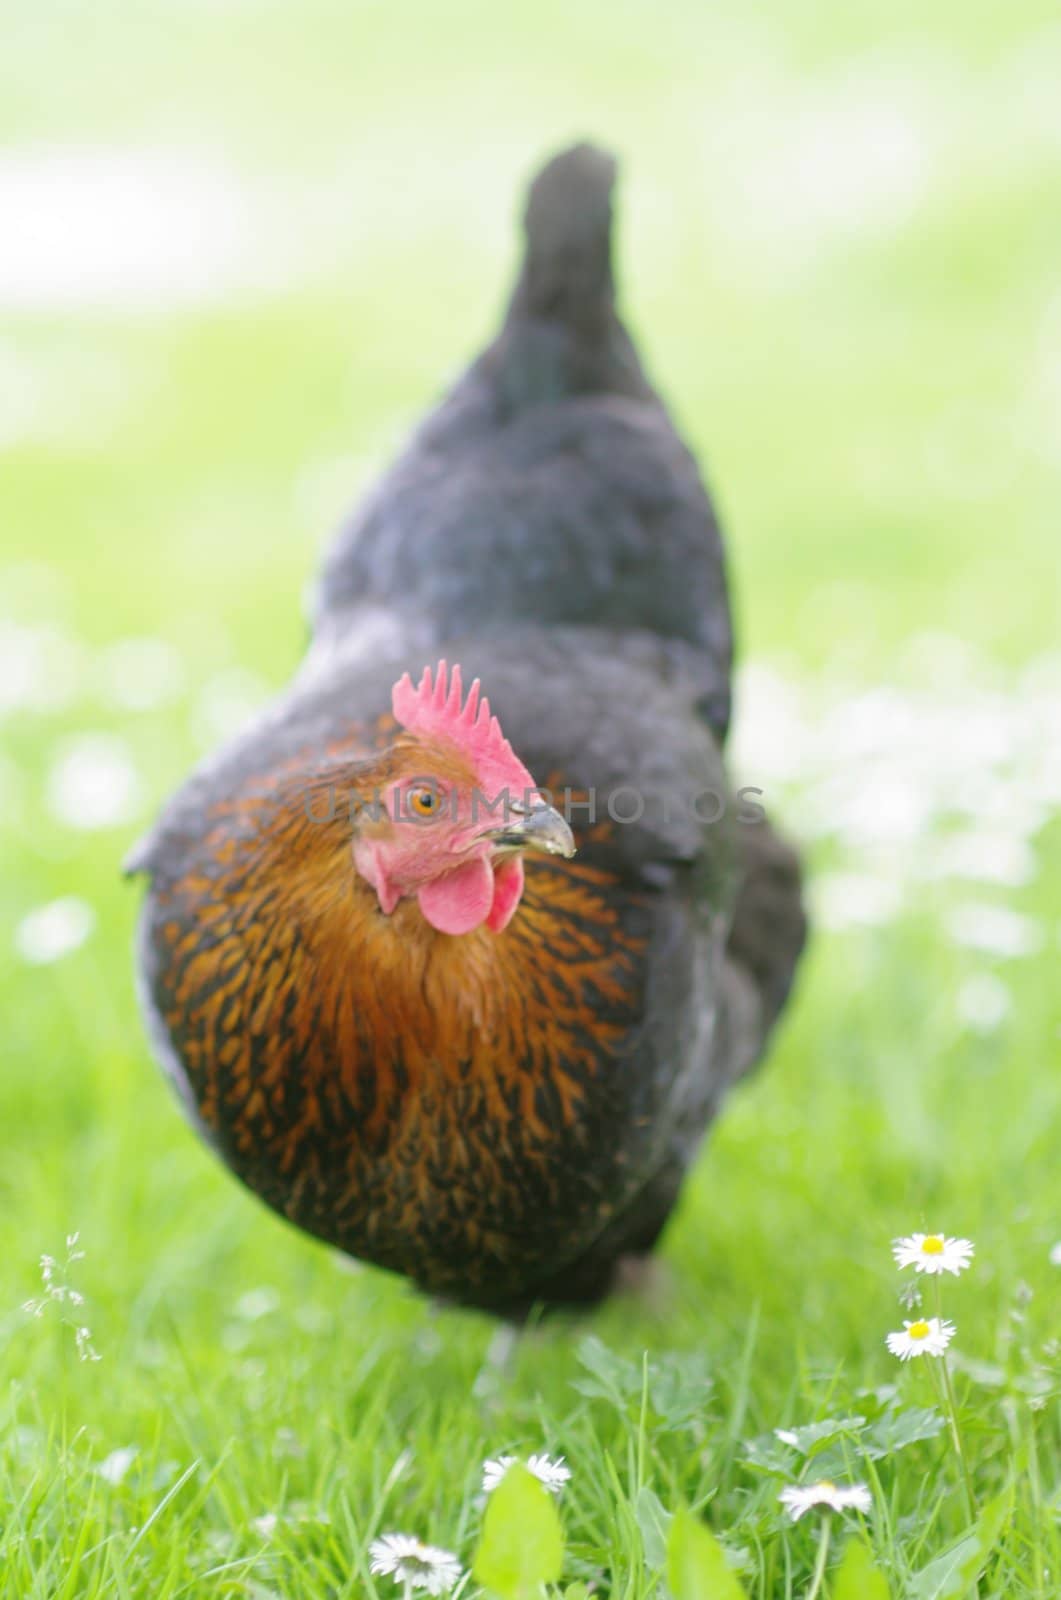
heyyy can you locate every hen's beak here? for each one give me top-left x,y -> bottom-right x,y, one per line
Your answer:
487,801 -> 576,859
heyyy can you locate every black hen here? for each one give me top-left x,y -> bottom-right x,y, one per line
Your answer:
130,143 -> 807,1313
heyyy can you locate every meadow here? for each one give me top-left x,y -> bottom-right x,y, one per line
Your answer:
1,1 -> 1059,1594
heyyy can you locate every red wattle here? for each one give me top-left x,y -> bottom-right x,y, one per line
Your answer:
417,857 -> 495,935
486,856 -> 525,932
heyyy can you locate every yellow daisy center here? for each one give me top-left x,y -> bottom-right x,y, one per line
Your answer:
909,1320 -> 931,1339
817,1481 -> 837,1495
921,1236 -> 944,1254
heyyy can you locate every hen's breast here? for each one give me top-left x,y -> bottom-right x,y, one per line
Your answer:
137,777 -> 703,1305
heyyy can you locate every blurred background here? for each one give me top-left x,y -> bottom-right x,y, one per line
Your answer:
2,0 -> 1059,1476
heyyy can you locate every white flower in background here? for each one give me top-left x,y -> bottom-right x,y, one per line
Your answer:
886,1317 -> 956,1361
98,636 -> 186,711
192,667 -> 270,747
14,896 -> 95,964
97,1446 -> 138,1485
0,146 -> 269,314
23,1233 -> 100,1361
368,1533 -> 462,1594
927,830 -> 1036,888
945,903 -> 1043,959
779,1480 -> 872,1521
893,1233 -> 974,1276
0,621 -> 83,717
253,1512 -> 278,1539
952,775 -> 1047,840
529,1452 -> 573,1490
481,1454 -> 517,1493
813,871 -> 903,931
1049,1242 -> 1061,1268
481,1452 -> 571,1495
232,1287 -> 281,1322
0,337 -> 141,451
804,770 -> 932,851
720,56 -> 940,261
46,733 -> 143,828
730,663 -> 810,784
956,973 -> 1011,1032
74,1325 -> 101,1362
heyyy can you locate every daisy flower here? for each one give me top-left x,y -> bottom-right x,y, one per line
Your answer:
368,1533 -> 462,1595
892,1233 -> 974,1276
886,1316 -> 956,1361
779,1481 -> 872,1522
481,1452 -> 571,1495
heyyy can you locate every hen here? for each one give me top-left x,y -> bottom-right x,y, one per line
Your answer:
129,143 -> 807,1314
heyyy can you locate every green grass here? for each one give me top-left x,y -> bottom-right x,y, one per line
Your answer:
2,0 -> 1060,1594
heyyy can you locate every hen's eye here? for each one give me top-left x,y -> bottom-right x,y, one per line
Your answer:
409,786 -> 440,817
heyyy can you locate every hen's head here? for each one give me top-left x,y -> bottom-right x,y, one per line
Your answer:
351,661 -> 574,936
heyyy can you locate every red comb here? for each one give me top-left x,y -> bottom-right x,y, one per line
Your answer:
391,660 -> 535,800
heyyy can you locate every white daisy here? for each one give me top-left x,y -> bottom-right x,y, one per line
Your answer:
0,620 -> 82,715
1049,1242 -> 1061,1267
886,1317 -> 956,1361
892,1233 -> 974,1276
944,903 -> 1042,959
14,896 -> 95,964
481,1454 -> 516,1493
779,1481 -> 872,1522
928,830 -> 1035,888
956,973 -> 1011,1033
481,1452 -> 571,1495
96,1446 -> 138,1485
813,871 -> 903,931
368,1532 -> 462,1594
98,637 -> 185,712
46,733 -> 143,829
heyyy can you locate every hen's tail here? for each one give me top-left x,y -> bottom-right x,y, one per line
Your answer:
494,142 -> 654,404
508,142 -> 617,326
